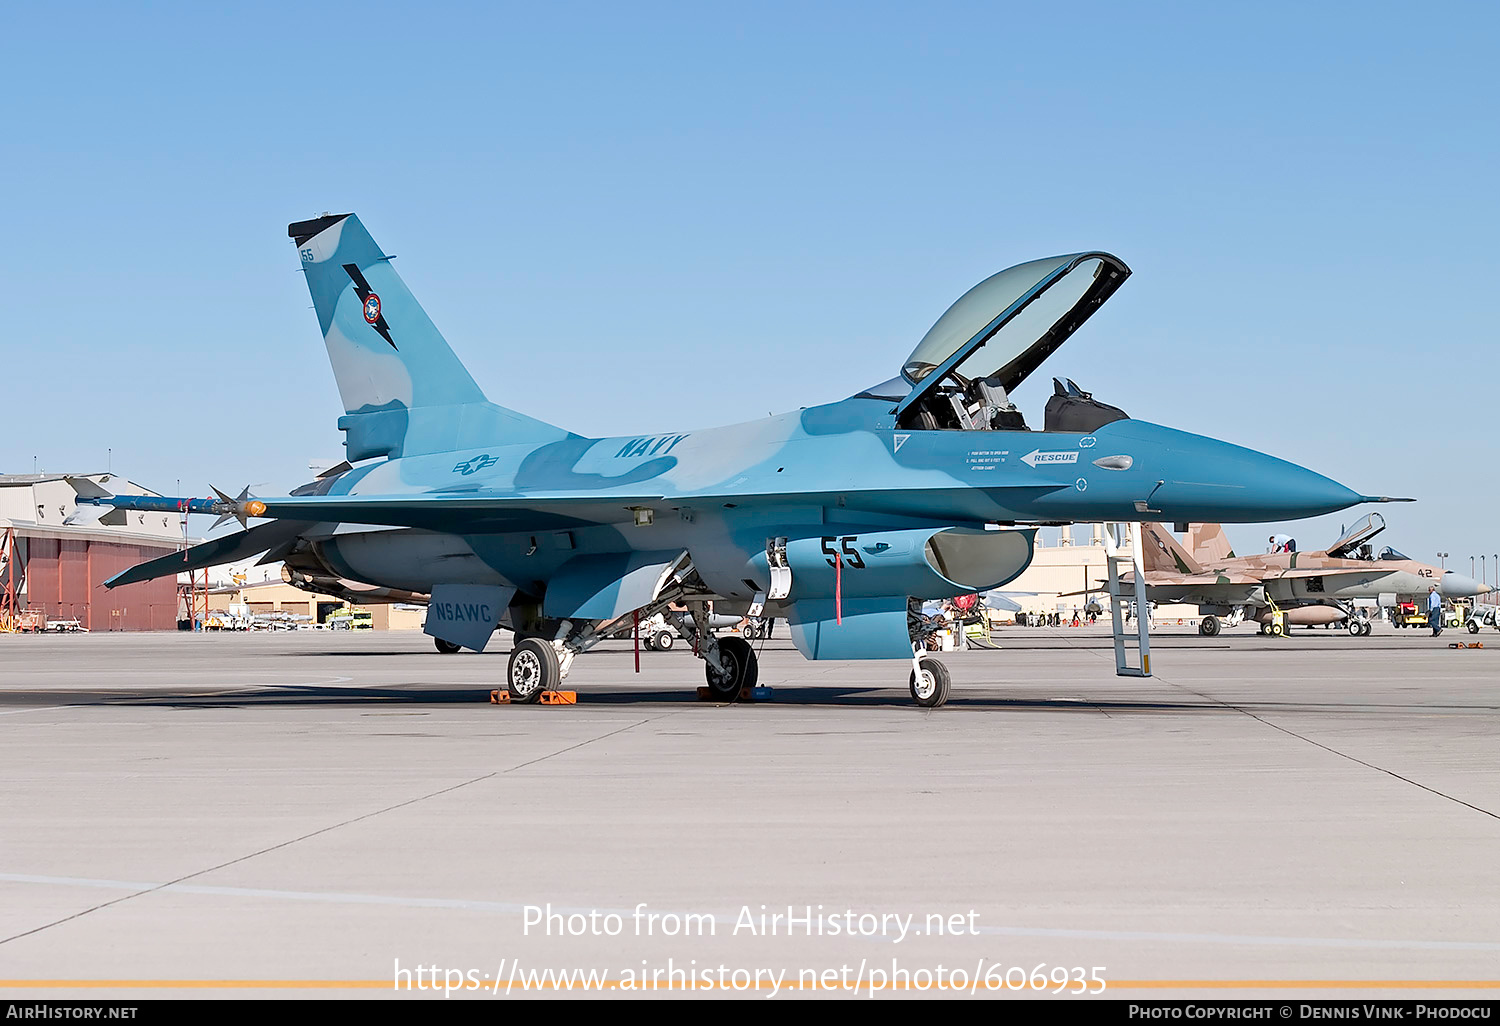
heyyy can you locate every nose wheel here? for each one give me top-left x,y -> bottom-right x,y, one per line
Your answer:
909,657 -> 951,708
1199,615 -> 1221,637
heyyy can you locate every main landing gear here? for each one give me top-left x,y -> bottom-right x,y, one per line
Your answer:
434,637 -> 462,654
1199,614 -> 1221,637
670,604 -> 760,702
703,634 -> 758,701
506,637 -> 562,703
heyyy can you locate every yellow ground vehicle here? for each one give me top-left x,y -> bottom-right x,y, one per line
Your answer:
326,607 -> 373,630
1393,600 -> 1464,629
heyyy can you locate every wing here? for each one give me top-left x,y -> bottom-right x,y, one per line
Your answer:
253,492 -> 666,531
251,483 -> 1074,532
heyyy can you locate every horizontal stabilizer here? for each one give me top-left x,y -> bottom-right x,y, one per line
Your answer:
104,520 -> 310,588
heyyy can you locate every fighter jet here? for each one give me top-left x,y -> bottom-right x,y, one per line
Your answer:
93,214 -> 1395,706
1130,515 -> 1488,636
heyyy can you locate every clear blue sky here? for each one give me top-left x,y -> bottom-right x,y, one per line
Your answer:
3,1 -> 1496,575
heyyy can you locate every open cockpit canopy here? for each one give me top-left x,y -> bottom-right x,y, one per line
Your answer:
894,253 -> 1130,432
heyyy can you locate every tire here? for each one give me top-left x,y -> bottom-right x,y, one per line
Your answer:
1199,615 -> 1220,637
1469,622 -> 1480,634
704,636 -> 756,700
506,638 -> 559,703
1347,620 -> 1363,637
1271,623 -> 1285,637
433,637 -> 462,654
723,636 -> 758,689
1258,622 -> 1270,635
909,658 -> 951,708
742,623 -> 759,642
654,630 -> 674,651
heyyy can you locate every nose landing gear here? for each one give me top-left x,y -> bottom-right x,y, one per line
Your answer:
909,655 -> 951,708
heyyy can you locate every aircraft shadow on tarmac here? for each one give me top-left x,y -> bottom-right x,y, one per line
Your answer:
11,683 -> 1356,714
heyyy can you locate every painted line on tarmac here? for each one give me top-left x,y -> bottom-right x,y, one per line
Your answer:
3,873 -> 1499,954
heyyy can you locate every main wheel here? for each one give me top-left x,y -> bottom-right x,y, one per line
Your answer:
723,636 -> 758,688
653,630 -> 675,651
506,638 -> 559,703
1199,615 -> 1221,637
434,637 -> 462,654
909,658 -> 951,708
703,636 -> 755,700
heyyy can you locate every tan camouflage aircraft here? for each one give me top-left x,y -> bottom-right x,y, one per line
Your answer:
1128,514 -> 1490,636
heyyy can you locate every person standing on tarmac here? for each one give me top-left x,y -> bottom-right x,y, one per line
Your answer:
1427,585 -> 1444,636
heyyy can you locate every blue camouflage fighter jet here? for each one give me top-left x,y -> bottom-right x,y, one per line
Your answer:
98,214 -> 1395,706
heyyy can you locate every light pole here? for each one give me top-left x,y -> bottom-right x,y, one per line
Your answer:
1472,556 -> 1476,578
1438,551 -> 1448,570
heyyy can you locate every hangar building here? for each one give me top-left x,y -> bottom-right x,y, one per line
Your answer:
0,473 -> 187,631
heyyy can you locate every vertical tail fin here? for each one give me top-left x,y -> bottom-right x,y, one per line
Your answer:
1141,523 -> 1205,575
1184,523 -> 1236,566
289,214 -> 570,460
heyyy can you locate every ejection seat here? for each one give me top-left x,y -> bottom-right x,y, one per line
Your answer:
1042,378 -> 1129,433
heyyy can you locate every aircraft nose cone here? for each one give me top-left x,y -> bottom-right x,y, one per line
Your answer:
1099,422 -> 1366,522
1440,573 -> 1489,598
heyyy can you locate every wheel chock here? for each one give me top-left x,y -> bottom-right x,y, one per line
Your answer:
490,690 -> 578,704
695,686 -> 774,702
1447,642 -> 1484,649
